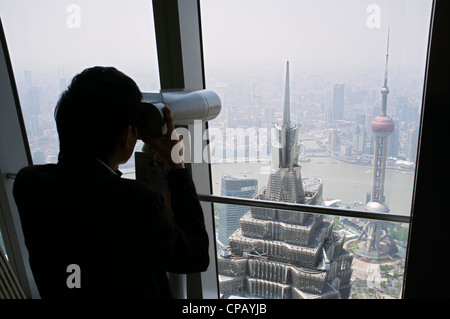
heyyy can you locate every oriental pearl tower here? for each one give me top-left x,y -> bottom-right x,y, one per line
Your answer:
357,30 -> 399,258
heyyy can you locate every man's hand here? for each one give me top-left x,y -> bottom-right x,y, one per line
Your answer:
141,106 -> 185,171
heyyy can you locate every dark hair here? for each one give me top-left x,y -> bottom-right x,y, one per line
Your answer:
54,66 -> 142,163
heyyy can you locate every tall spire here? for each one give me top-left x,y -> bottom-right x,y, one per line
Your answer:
358,28 -> 398,257
381,28 -> 390,116
272,61 -> 301,170
384,28 -> 390,87
283,61 -> 290,127
370,28 -> 394,204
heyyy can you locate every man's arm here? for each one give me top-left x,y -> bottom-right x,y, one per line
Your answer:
156,169 -> 209,273
140,106 -> 184,172
138,105 -> 209,273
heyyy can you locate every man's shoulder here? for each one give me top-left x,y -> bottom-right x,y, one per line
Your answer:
13,164 -> 61,203
17,163 -> 57,173
16,164 -> 59,183
14,162 -> 164,201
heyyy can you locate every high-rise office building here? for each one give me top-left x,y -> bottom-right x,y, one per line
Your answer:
387,120 -> 399,158
333,83 -> 345,121
357,30 -> 398,258
406,125 -> 419,162
217,174 -> 258,247
329,129 -> 341,153
353,125 -> 366,154
217,61 -> 353,299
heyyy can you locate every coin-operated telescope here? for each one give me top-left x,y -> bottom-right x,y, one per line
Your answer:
137,89 -> 221,138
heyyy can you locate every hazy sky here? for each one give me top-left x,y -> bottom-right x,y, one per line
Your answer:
0,0 -> 159,90
0,0 -> 433,88
200,0 -> 433,75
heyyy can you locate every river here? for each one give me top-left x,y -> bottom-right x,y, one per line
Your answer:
123,139 -> 415,216
210,138 -> 414,216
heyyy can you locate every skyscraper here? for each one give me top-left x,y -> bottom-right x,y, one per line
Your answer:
353,125 -> 367,154
269,61 -> 301,170
357,30 -> 398,257
387,121 -> 399,158
217,61 -> 353,299
333,83 -> 345,121
217,174 -> 258,247
406,125 -> 419,162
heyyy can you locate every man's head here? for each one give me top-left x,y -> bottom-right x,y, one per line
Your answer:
54,66 -> 143,165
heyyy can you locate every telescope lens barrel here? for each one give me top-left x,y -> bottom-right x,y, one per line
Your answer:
138,89 -> 221,139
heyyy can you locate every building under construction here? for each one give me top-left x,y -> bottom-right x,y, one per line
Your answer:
217,62 -> 353,299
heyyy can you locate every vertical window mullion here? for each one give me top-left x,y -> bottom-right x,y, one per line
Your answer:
152,0 -> 219,299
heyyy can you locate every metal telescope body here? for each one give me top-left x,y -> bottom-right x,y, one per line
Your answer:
139,89 -> 221,138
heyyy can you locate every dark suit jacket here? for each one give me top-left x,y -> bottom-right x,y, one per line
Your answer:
13,158 -> 209,299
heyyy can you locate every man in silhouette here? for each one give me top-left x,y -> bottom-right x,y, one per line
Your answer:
13,66 -> 209,298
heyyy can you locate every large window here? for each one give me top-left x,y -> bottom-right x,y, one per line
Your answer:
0,0 -> 441,300
0,0 -> 159,178
200,0 -> 432,299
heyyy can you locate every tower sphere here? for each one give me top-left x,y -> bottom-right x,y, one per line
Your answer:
365,200 -> 390,213
371,115 -> 395,134
381,87 -> 390,95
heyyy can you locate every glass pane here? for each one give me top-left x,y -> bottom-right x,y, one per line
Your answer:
216,203 -> 407,299
201,0 -> 432,299
0,0 -> 159,175
201,0 -> 432,216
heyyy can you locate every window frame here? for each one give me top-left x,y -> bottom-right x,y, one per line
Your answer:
401,0 -> 449,298
0,0 -> 447,299
0,17 -> 36,298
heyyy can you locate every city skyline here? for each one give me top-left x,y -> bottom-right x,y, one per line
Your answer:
15,57 -> 420,217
